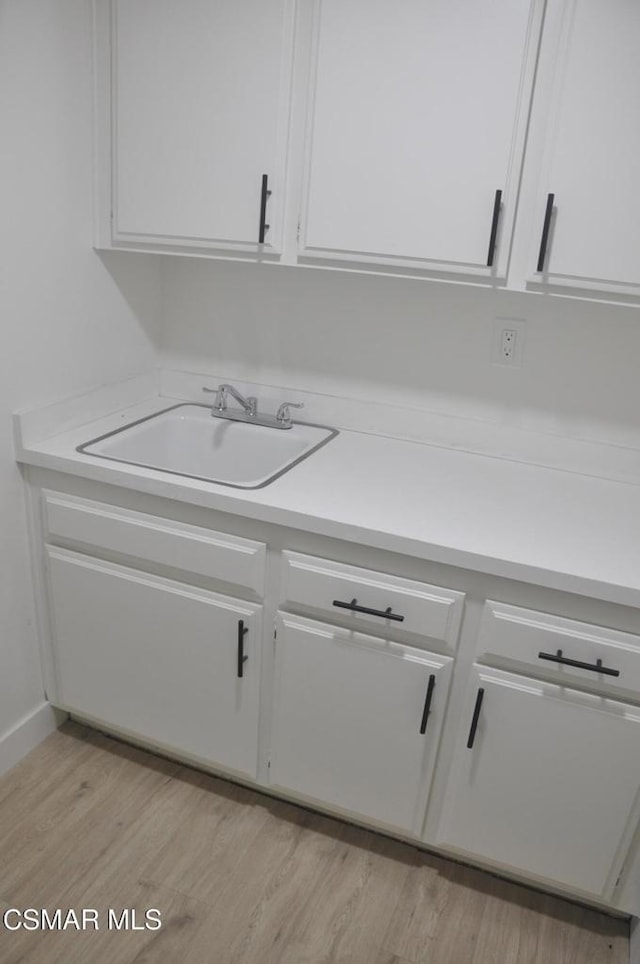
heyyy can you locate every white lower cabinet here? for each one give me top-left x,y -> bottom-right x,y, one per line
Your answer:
46,547 -> 262,780
435,665 -> 640,899
36,484 -> 640,912
268,612 -> 453,835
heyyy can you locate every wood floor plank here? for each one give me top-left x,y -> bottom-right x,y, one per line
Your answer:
384,853 -> 627,964
0,875 -> 208,964
384,852 -> 487,962
0,723 -> 630,964
0,722 -> 96,817
194,814 -> 361,963
0,729 -> 179,905
181,810 -> 348,964
371,954 -> 415,964
252,828 -> 411,964
135,769 -> 279,902
531,898 -> 629,964
144,800 -> 352,962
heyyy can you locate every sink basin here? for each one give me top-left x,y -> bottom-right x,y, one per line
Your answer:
77,404 -> 338,488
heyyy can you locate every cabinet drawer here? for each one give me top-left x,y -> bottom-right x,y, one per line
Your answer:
42,491 -> 266,596
477,601 -> 640,696
280,551 -> 464,647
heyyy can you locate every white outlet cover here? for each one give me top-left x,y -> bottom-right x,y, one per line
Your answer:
491,317 -> 526,367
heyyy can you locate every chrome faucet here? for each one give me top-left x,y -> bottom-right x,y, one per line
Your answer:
203,384 -> 304,429
205,383 -> 257,417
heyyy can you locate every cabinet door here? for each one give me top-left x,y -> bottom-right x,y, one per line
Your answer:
435,666 -> 640,899
300,0 -> 544,277
529,0 -> 640,294
269,613 -> 453,835
109,0 -> 294,251
46,548 -> 262,780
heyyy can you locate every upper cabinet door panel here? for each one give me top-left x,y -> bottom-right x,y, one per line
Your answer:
301,0 -> 543,275
530,0 -> 640,292
112,0 -> 295,250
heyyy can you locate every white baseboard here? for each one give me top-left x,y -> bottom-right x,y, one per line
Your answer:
630,917 -> 639,964
0,702 -> 67,778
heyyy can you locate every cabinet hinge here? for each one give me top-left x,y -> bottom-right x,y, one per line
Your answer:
273,627 -> 277,640
267,760 -> 271,769
296,219 -> 301,243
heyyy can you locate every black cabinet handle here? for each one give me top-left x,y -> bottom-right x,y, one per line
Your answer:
486,189 -> 502,267
332,598 -> 405,622
466,688 -> 485,749
536,192 -> 555,272
420,674 -> 436,735
237,620 -> 249,678
538,649 -> 620,678
258,173 -> 271,243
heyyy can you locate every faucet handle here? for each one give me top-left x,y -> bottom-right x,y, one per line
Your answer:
202,385 -> 226,410
276,401 -> 304,426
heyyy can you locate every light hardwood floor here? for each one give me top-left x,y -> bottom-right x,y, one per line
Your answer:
0,722 -> 628,963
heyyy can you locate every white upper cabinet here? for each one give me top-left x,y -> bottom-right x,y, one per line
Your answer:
299,0 -> 545,278
93,0 -> 640,301
526,0 -> 640,295
99,0 -> 295,253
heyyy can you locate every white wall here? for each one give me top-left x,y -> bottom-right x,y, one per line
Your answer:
160,259 -> 640,450
0,0 -> 162,765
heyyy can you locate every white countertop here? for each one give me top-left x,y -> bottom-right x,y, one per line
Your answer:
15,392 -> 640,610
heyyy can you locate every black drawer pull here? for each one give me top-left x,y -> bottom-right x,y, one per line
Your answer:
258,173 -> 271,243
467,688 -> 485,749
486,188 -> 502,267
536,192 -> 555,272
332,598 -> 405,622
420,674 -> 436,735
237,620 -> 249,678
538,649 -> 620,678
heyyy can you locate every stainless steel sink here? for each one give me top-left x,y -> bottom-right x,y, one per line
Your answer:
77,404 -> 338,488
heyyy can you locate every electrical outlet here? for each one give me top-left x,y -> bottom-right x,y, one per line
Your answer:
501,328 -> 517,361
492,318 -> 525,367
